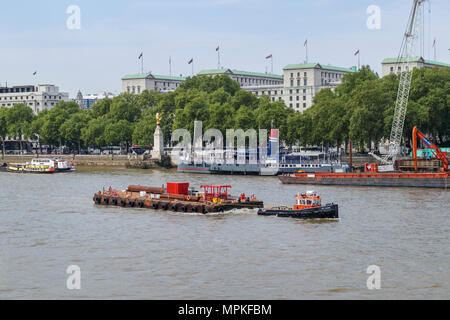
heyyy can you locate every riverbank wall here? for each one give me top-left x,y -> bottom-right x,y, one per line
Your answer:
1,155 -> 160,168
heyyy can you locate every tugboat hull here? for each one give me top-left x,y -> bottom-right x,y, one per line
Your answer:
258,204 -> 338,219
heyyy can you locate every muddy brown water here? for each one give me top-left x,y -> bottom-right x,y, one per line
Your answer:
0,167 -> 448,299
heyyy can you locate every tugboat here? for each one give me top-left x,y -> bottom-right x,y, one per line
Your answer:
257,191 -> 338,219
93,183 -> 264,214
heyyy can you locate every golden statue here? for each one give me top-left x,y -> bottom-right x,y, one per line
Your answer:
155,112 -> 163,125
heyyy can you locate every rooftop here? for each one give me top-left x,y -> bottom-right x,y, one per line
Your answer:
197,68 -> 283,79
122,73 -> 186,81
283,63 -> 357,73
382,56 -> 450,68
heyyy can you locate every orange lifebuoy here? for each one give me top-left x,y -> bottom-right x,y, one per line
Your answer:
186,196 -> 191,201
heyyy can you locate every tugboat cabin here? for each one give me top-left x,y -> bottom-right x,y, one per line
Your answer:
294,191 -> 321,210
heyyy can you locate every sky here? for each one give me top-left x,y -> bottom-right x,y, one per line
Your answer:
0,0 -> 449,98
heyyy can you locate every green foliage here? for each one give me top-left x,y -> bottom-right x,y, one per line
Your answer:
8,66 -> 448,155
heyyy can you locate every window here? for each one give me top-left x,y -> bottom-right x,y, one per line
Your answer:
304,79 -> 307,86
390,67 -> 394,73
303,89 -> 306,93
304,72 -> 307,77
296,96 -> 299,101
296,103 -> 299,108
297,80 -> 300,86
289,96 -> 293,101
303,96 -> 306,101
290,80 -> 294,86
303,103 -> 306,108
290,73 -> 294,77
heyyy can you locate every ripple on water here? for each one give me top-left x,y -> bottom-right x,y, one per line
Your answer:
0,168 -> 449,299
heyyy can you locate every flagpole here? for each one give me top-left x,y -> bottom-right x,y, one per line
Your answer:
141,54 -> 144,74
358,52 -> 360,70
271,56 -> 273,74
433,39 -> 437,61
305,40 -> 308,63
218,49 -> 221,69
169,57 -> 172,76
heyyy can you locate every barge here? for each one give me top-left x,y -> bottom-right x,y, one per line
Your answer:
258,191 -> 338,219
279,172 -> 449,189
93,183 -> 264,214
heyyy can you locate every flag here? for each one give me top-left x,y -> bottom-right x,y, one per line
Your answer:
354,49 -> 360,56
33,71 -> 37,76
216,46 -> 220,51
432,39 -> 436,47
188,58 -> 193,64
138,52 -> 143,59
304,39 -> 307,47
266,54 -> 272,59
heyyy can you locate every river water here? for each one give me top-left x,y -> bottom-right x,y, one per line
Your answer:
0,167 -> 448,299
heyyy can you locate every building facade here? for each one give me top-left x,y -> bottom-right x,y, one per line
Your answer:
243,63 -> 356,112
197,69 -> 283,87
0,84 -> 69,114
381,56 -> 450,77
122,73 -> 186,94
75,90 -> 115,109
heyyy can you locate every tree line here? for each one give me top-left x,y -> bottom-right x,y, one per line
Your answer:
0,66 -> 448,157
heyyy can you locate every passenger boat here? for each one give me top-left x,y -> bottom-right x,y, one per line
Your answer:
0,162 -> 7,172
93,183 -> 264,214
257,191 -> 339,219
7,163 -> 55,174
27,158 -> 75,172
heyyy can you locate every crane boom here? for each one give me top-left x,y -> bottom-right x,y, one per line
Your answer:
373,0 -> 426,169
388,0 -> 424,160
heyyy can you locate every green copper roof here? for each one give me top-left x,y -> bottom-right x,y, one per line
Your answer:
122,73 -> 151,80
122,73 -> 185,81
423,60 -> 450,67
197,69 -> 229,75
153,74 -> 186,81
197,69 -> 283,79
382,57 -> 450,67
283,63 -> 356,73
283,63 -> 320,70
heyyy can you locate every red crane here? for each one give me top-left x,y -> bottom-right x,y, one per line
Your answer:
412,126 -> 448,172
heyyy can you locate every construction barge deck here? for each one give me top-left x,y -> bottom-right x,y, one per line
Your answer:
93,183 -> 264,214
279,172 -> 449,189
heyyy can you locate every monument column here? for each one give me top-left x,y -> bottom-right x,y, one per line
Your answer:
152,113 -> 164,160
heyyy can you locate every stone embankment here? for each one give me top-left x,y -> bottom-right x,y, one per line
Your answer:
1,155 -> 159,168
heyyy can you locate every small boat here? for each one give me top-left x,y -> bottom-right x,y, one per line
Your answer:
28,158 -> 75,172
257,191 -> 338,219
7,163 -> 55,174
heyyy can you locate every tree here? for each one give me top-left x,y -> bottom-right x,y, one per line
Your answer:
0,107 -> 8,158
59,112 -> 91,154
6,104 -> 34,154
104,120 -> 134,153
81,117 -> 108,149
27,109 -> 48,154
133,115 -> 156,146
